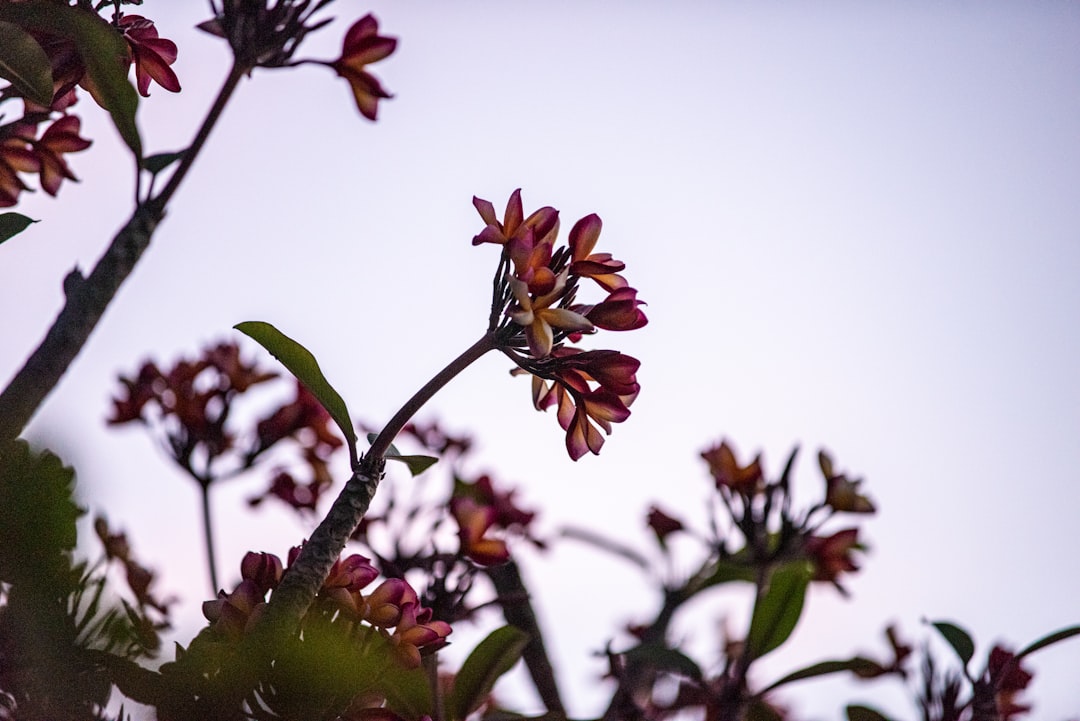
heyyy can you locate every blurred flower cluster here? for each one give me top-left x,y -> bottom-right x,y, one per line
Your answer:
474,189 -> 648,459
0,8 -> 180,206
109,341 -> 342,510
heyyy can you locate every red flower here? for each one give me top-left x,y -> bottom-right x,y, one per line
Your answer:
568,213 -> 628,291
330,15 -> 397,121
804,528 -> 863,593
389,602 -> 451,669
820,450 -> 875,514
34,115 -> 92,196
582,287 -> 648,331
451,497 -> 510,566
118,15 -> 181,97
701,441 -> 763,495
646,505 -> 685,547
0,122 -> 41,207
472,188 -> 559,249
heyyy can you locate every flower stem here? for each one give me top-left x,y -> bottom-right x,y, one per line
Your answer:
200,482 -> 219,592
367,332 -> 498,460
260,332 -> 498,631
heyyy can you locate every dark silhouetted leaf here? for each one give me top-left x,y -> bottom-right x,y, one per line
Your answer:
1016,624 -> 1080,661
930,620 -> 975,669
0,213 -> 37,245
448,626 -> 529,721
0,20 -> 53,106
762,657 -> 885,693
235,321 -> 357,451
141,150 -> 187,175
622,642 -> 703,681
847,704 -> 892,721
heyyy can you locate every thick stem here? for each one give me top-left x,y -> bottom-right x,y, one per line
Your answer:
487,560 -> 566,718
200,483 -> 219,592
0,64 -> 248,443
262,332 -> 498,631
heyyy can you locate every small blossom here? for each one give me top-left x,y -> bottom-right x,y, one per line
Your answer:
583,287 -> 648,331
240,551 -> 284,593
507,272 -> 593,358
805,528 -> 863,594
34,115 -> 92,196
701,441 -> 763,495
646,505 -> 685,547
330,15 -> 397,121
820,450 -> 875,514
568,213 -> 628,291
0,122 -> 42,207
118,15 -> 182,97
472,189 -> 559,248
987,646 -> 1034,719
388,602 -> 452,669
451,497 -> 510,566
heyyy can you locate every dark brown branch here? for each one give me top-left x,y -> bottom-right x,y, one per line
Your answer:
0,205 -> 161,442
487,559 -> 567,719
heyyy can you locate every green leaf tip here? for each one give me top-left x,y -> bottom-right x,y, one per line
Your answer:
234,321 -> 357,452
0,213 -> 38,246
929,620 -> 975,669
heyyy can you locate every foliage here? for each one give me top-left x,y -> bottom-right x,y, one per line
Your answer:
0,3 -> 1075,721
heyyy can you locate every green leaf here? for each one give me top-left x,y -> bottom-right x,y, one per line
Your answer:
141,150 -> 187,175
761,657 -> 885,693
700,556 -> 756,589
448,626 -> 529,721
387,454 -> 438,476
381,660 -> 433,720
0,20 -> 53,106
1016,624 -> 1080,661
0,440 -> 82,587
622,642 -> 703,681
746,560 -> 813,660
0,212 -> 38,245
363,432 -> 438,476
235,321 -> 357,451
846,704 -> 892,721
0,1 -> 141,158
930,620 -> 975,669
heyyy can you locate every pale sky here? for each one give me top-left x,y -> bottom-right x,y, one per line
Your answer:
2,2 -> 1079,718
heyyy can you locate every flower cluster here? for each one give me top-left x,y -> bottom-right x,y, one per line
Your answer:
109,342 -> 345,513
474,189 -> 647,459
0,10 -> 179,207
203,549 -> 451,669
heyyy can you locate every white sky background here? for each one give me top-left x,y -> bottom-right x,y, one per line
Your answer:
2,1 -> 1079,718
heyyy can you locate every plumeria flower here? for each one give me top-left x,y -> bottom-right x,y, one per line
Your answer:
118,15 -> 182,97
0,122 -> 41,207
387,602 -> 452,669
804,528 -> 864,594
451,496 -> 510,566
33,115 -> 92,196
701,440 -> 763,495
472,188 -> 559,249
819,450 -> 876,514
329,14 -> 397,121
506,272 -> 593,358
568,213 -> 628,291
